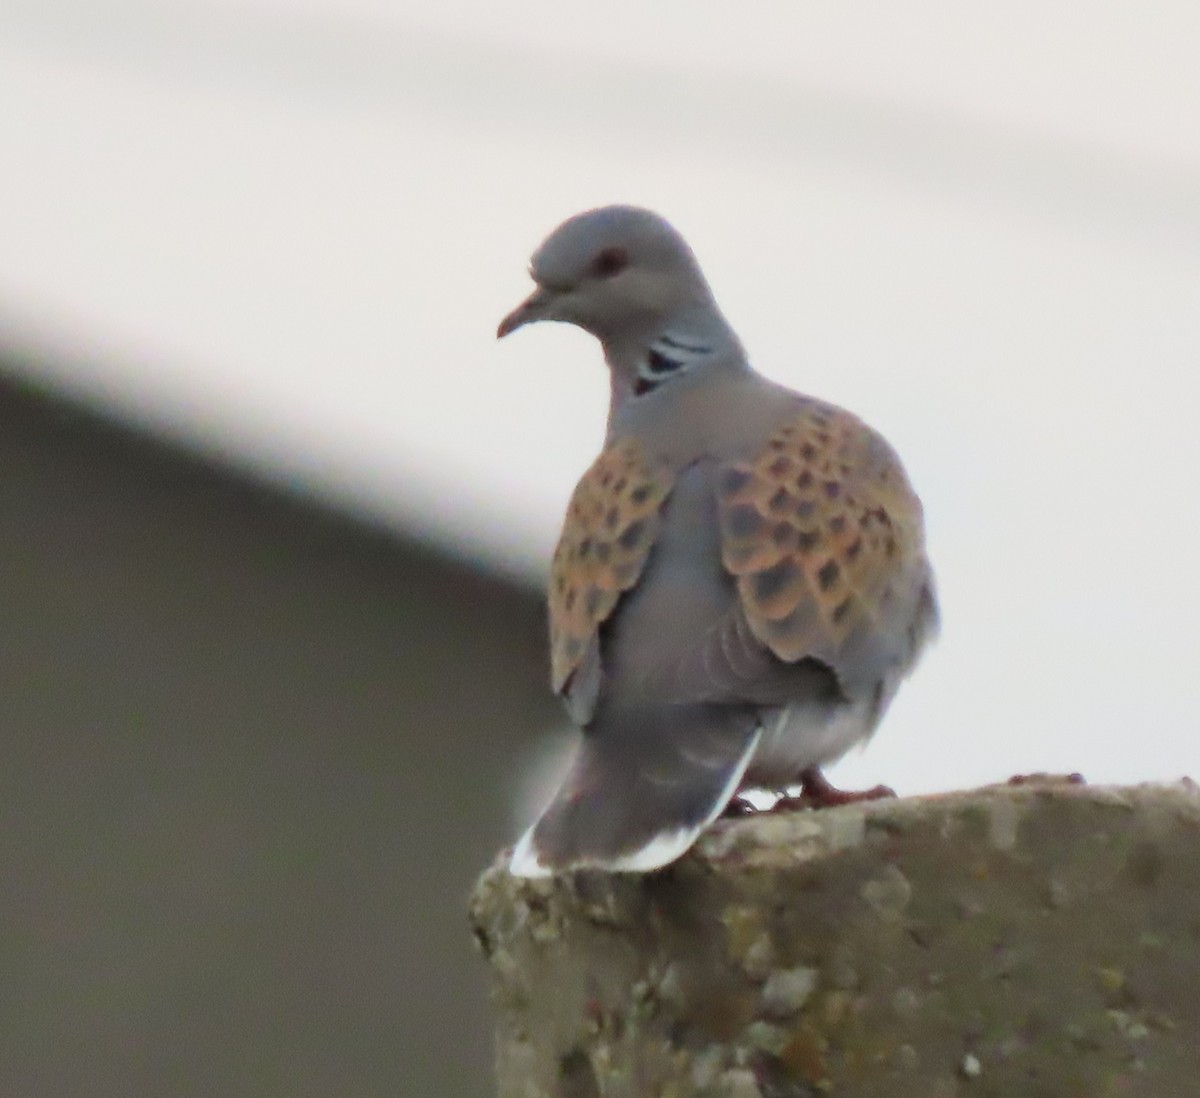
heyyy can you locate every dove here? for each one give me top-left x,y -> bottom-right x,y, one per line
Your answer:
498,205 -> 937,876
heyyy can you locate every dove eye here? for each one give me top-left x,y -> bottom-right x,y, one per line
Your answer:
590,247 -> 629,280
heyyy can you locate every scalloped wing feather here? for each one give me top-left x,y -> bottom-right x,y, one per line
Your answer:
717,401 -> 928,677
549,438 -> 674,696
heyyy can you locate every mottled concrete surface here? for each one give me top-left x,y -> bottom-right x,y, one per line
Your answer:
471,779 -> 1200,1097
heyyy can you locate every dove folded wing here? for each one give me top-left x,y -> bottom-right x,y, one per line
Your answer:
548,438 -> 674,720
717,401 -> 937,697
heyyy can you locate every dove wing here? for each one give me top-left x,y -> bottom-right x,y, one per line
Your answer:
549,437 -> 675,717
716,400 -> 936,696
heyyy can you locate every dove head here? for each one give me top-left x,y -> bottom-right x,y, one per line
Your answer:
498,206 -> 743,394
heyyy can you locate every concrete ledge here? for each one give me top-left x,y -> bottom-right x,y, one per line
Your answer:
470,778 -> 1200,1097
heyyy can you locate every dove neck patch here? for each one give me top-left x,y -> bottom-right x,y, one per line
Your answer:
634,332 -> 713,396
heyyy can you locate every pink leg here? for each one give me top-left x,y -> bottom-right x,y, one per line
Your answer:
721,796 -> 758,818
776,767 -> 896,811
1006,772 -> 1086,787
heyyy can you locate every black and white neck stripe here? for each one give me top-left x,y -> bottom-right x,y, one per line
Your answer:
634,332 -> 713,396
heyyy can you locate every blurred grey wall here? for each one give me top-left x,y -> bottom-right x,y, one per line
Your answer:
0,358 -> 557,1097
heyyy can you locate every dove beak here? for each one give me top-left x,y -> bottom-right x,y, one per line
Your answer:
497,285 -> 558,339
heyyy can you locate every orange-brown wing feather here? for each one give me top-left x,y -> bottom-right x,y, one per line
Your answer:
717,400 -> 926,668
549,438 -> 674,695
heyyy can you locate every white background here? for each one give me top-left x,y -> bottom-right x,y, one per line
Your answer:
2,0 -> 1198,796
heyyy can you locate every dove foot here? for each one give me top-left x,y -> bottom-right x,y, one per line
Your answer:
1006,771 -> 1086,787
721,796 -> 759,818
776,767 -> 896,811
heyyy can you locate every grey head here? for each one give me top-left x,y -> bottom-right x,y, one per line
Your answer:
497,205 -> 743,400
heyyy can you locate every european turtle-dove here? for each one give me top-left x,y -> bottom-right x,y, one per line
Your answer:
498,206 -> 937,876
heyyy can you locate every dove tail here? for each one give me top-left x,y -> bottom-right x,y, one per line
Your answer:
509,705 -> 762,877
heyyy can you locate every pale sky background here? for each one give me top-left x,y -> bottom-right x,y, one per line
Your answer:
2,0 -> 1199,799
